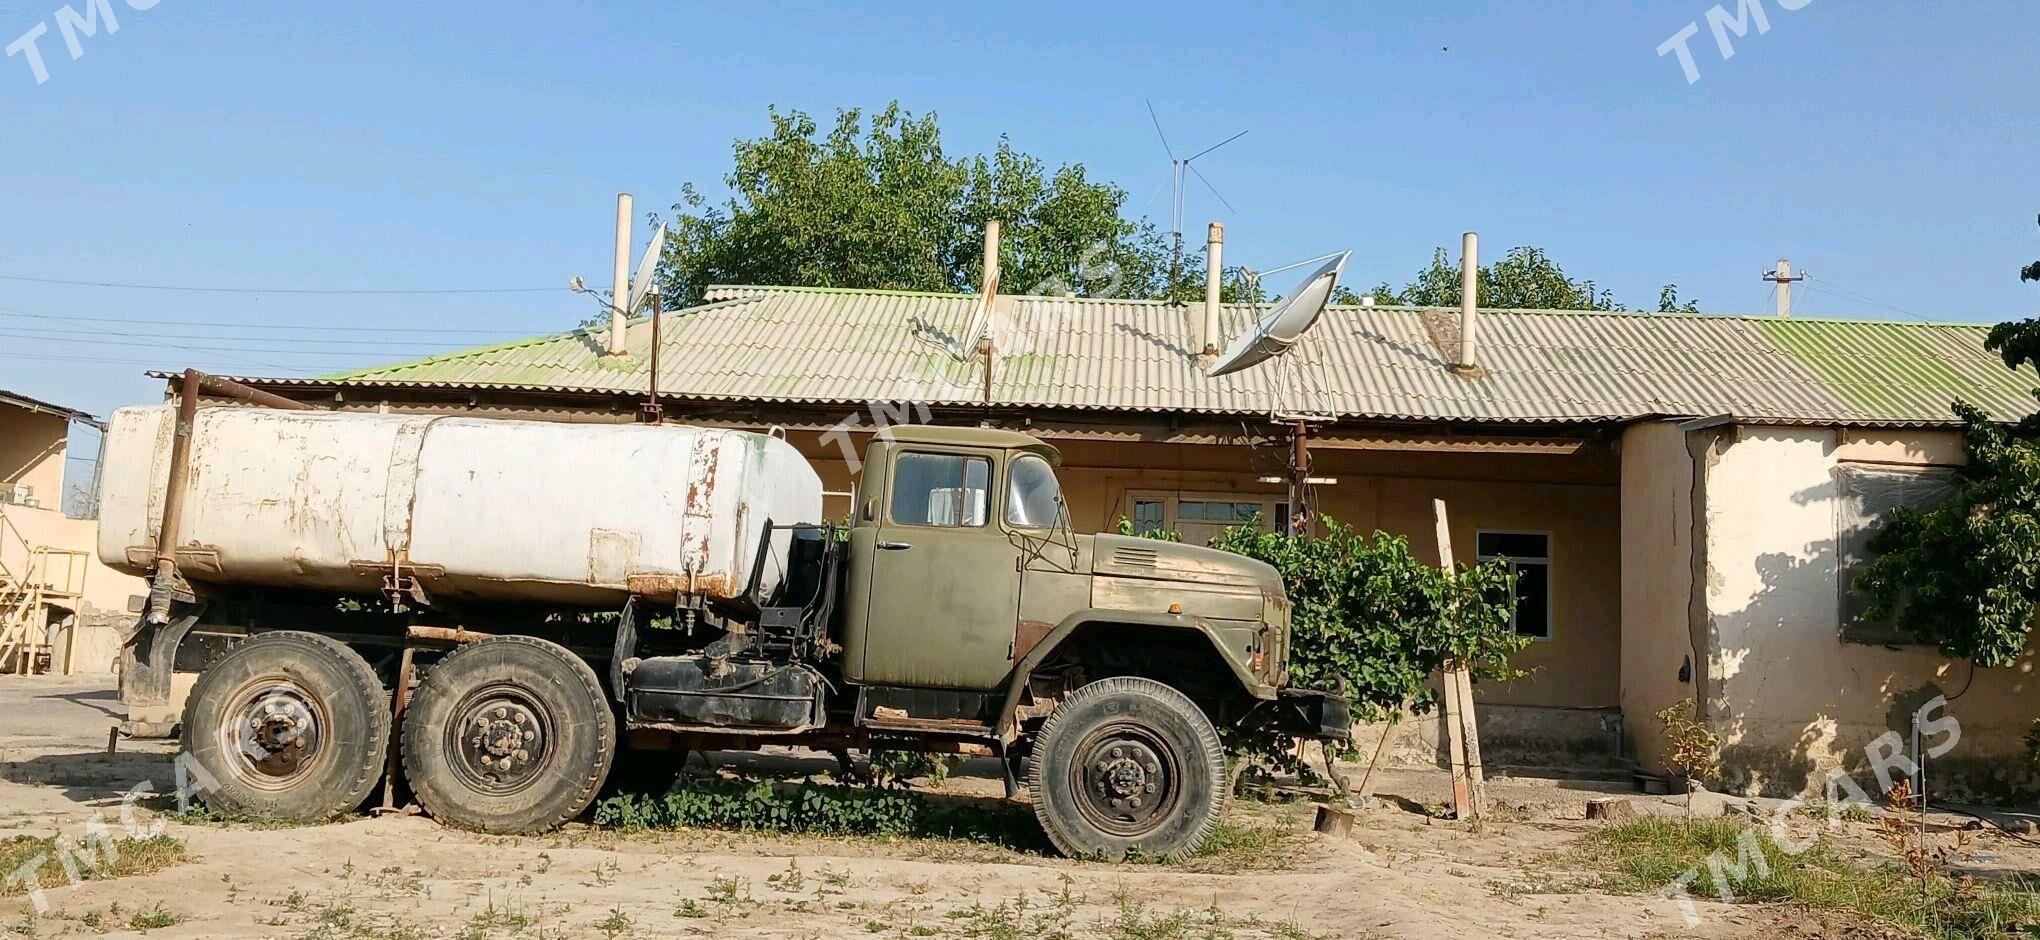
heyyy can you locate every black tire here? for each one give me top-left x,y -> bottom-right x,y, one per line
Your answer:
1027,676 -> 1227,861
401,636 -> 614,834
180,631 -> 390,822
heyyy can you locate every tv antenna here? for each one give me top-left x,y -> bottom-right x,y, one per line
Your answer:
1145,100 -> 1247,305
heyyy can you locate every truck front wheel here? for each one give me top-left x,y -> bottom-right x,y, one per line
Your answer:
1027,676 -> 1226,861
180,631 -> 391,822
401,636 -> 614,834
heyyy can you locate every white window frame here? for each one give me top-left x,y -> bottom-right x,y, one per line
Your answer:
1476,529 -> 1554,643
1125,489 -> 1288,535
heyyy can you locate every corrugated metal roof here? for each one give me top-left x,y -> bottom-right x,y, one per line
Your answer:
267,285 -> 2036,427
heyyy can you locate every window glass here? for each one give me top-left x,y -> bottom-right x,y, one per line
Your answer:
1478,532 -> 1552,640
1477,531 -> 1549,560
890,453 -> 990,527
1178,501 -> 1206,522
1005,455 -> 1061,528
1132,499 -> 1165,533
1837,465 -> 1954,644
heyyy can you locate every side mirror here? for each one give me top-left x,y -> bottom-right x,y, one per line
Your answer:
862,496 -> 878,523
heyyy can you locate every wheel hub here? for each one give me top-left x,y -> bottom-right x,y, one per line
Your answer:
1073,728 -> 1179,836
221,682 -> 326,789
450,692 -> 550,793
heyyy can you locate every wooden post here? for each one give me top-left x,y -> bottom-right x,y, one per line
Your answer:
1432,498 -> 1487,820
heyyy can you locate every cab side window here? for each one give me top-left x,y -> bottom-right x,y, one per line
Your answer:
890,452 -> 991,527
1005,454 -> 1061,528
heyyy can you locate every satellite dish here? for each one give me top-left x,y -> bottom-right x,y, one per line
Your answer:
1206,251 -> 1349,378
626,223 -> 667,314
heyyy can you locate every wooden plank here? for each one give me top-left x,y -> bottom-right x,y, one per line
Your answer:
1432,498 -> 1481,820
1451,667 -> 1487,817
1443,672 -> 1471,818
1354,709 -> 1405,803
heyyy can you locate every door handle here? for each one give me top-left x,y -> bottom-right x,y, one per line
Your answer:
877,540 -> 913,551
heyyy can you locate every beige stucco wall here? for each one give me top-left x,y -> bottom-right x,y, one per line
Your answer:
0,405 -> 67,508
1619,421 -> 1698,773
1701,426 -> 2037,800
2,504 -> 144,674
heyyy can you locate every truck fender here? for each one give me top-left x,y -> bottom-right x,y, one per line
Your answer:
993,609 -> 1275,740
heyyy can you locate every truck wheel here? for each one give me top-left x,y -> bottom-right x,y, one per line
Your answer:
1027,676 -> 1226,861
401,636 -> 614,834
180,631 -> 390,822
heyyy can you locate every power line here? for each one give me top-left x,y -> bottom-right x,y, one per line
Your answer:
0,273 -> 570,295
0,309 -> 539,335
0,324 -> 479,349
0,332 -> 450,357
0,350 -> 321,373
1800,275 -> 1937,323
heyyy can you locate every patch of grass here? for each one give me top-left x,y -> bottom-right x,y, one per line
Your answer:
126,902 -> 180,932
592,777 -> 1045,850
595,906 -> 635,939
0,834 -> 189,897
1184,818 -> 1302,871
455,902 -> 532,940
1570,817 -> 2040,940
157,801 -> 310,830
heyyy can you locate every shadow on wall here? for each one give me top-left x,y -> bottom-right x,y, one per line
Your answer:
1705,545 -> 2039,805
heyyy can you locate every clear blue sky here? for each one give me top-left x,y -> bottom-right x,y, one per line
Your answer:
2,0 -> 2036,436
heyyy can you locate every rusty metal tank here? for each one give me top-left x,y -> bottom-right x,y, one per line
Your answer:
97,406 -> 824,606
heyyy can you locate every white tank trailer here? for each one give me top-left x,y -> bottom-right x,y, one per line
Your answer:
98,406 -> 825,606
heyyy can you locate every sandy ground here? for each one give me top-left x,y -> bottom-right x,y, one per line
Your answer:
0,675 -> 2033,939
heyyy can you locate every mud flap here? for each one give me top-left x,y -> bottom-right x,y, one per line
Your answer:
119,611 -> 200,738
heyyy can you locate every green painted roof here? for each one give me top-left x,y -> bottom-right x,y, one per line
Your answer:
223,285 -> 2037,427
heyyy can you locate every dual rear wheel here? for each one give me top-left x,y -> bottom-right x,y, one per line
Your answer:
183,632 -> 613,832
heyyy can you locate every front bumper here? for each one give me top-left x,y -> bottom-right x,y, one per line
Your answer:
1259,687 -> 1353,740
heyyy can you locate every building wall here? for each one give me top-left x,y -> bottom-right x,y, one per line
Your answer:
0,405 -> 67,508
1,504 -> 144,674
1619,421 -> 1700,774
1701,426 -> 2038,801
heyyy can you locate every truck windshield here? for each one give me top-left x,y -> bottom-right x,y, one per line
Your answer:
1005,454 -> 1062,528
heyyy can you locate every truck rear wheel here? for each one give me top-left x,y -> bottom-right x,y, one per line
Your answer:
1027,676 -> 1226,861
401,636 -> 614,834
180,631 -> 390,822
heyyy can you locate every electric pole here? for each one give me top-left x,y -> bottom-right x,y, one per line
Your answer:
1763,259 -> 1805,318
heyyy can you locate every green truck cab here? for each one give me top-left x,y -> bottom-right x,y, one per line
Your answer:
151,422 -> 1347,860
834,426 -> 1348,857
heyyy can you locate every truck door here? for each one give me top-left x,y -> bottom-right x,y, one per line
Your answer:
856,448 -> 1021,690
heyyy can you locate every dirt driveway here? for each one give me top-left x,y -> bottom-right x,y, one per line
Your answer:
0,676 -> 2027,939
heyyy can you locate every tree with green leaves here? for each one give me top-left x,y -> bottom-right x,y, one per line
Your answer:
1853,214 -> 2040,768
1358,245 -> 1701,313
1204,520 -> 1525,784
1659,283 -> 1702,314
657,103 -> 1182,305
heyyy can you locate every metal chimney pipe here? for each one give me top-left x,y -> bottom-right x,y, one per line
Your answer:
1457,231 -> 1479,371
608,193 -> 632,356
1203,222 -> 1224,355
